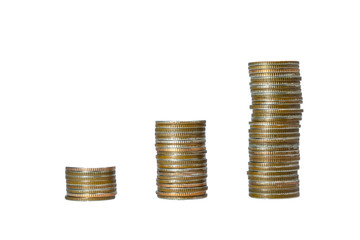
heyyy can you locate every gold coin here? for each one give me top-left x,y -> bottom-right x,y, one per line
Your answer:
156,128 -> 206,133
248,175 -> 299,181
156,120 -> 206,125
66,166 -> 115,172
249,69 -> 300,74
249,161 -> 299,167
157,179 -> 207,184
66,170 -> 115,176
249,149 -> 300,155
157,175 -> 207,181
157,163 -> 207,169
250,132 -> 300,137
248,65 -> 299,70
249,122 -> 301,128
66,180 -> 116,185
66,176 -> 116,181
249,187 -> 299,194
157,182 -> 207,188
157,154 -> 206,160
251,105 -> 301,110
155,143 -> 205,148
248,61 -> 299,65
66,183 -> 117,189
249,155 -> 300,160
156,191 -> 207,197
249,129 -> 299,134
66,188 -> 116,194
249,166 -> 299,172
157,186 -> 208,193
250,78 -> 302,83
67,192 -> 117,198
249,179 -> 299,185
157,194 -> 207,200
65,196 -> 115,201
249,192 -> 299,199
249,139 -> 299,144
249,183 -> 299,189
247,171 -> 298,176
156,147 -> 206,152
157,159 -> 207,165
157,171 -> 207,176
156,135 -> 206,140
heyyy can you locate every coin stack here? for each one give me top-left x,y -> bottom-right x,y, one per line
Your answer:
247,61 -> 303,199
155,120 -> 208,200
65,167 -> 117,201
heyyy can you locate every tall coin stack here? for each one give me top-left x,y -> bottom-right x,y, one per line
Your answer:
155,121 -> 208,200
65,167 -> 117,201
247,61 -> 303,199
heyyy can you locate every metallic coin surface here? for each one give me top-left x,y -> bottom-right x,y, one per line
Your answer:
248,61 -> 302,199
66,167 -> 115,172
249,192 -> 300,199
65,166 -> 117,201
65,196 -> 116,201
157,194 -> 207,200
155,121 -> 208,200
156,191 -> 207,197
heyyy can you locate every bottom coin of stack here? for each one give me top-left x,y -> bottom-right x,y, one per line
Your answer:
155,120 -> 208,200
65,166 -> 117,201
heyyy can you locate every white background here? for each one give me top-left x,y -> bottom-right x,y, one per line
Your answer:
0,0 -> 359,239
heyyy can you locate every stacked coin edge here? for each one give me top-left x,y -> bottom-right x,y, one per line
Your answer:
155,120 -> 208,200
247,61 -> 302,199
65,166 -> 117,201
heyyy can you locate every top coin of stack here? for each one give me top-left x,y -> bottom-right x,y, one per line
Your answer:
155,120 -> 208,200
65,166 -> 117,201
247,61 -> 303,199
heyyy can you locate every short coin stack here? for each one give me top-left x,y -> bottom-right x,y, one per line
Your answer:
155,120 -> 208,200
247,61 -> 303,199
65,166 -> 117,201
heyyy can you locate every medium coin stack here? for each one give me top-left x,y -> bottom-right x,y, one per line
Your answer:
155,120 -> 208,200
65,166 -> 117,201
247,61 -> 303,199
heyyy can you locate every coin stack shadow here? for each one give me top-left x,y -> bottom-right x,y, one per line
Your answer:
247,61 -> 303,199
65,167 -> 117,201
155,121 -> 208,200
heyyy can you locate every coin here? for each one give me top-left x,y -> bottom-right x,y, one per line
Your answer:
249,192 -> 300,199
156,179 -> 207,184
249,187 -> 299,194
65,196 -> 116,201
66,188 -> 117,194
157,159 -> 207,165
157,175 -> 207,180
66,192 -> 117,198
157,186 -> 208,193
65,167 -> 115,172
156,154 -> 206,160
157,182 -> 207,188
66,170 -> 116,176
66,184 -> 117,189
157,194 -> 207,200
248,166 -> 299,172
66,180 -> 116,185
65,175 -> 116,181
156,120 -> 206,125
247,171 -> 298,176
156,191 -> 207,197
157,164 -> 208,169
